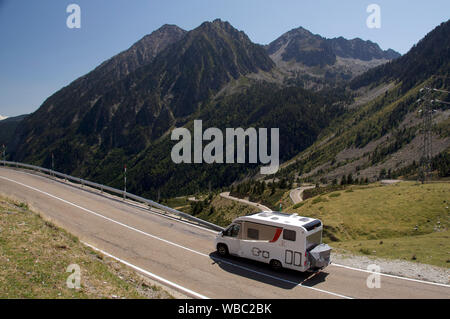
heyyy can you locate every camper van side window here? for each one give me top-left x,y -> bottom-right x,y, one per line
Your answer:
230,224 -> 240,238
224,224 -> 240,237
247,228 -> 259,240
283,229 -> 296,241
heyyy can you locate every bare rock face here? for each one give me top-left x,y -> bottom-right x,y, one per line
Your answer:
266,27 -> 400,88
90,24 -> 188,84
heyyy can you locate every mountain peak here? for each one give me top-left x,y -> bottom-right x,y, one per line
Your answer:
159,23 -> 183,30
68,23 -> 187,91
196,18 -> 241,36
212,18 -> 229,26
287,26 -> 314,36
328,36 -> 400,61
268,26 -> 400,64
144,19 -> 274,116
129,24 -> 187,58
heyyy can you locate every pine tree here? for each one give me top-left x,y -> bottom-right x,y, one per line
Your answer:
347,173 -> 353,185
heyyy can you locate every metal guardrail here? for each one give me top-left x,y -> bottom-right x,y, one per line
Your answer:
0,160 -> 224,232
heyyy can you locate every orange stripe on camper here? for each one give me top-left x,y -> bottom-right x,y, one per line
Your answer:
270,228 -> 283,242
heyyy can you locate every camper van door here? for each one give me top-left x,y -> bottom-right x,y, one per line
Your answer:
223,223 -> 241,255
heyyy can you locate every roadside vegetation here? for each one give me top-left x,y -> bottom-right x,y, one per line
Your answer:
168,179 -> 449,268
229,178 -> 293,211
165,193 -> 259,227
286,181 -> 450,268
0,196 -> 172,298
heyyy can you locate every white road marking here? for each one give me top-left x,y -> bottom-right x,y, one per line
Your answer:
330,263 -> 450,288
82,241 -> 209,299
210,256 -> 352,299
0,174 -> 353,299
0,175 -> 207,256
16,168 -> 219,234
146,207 -> 219,234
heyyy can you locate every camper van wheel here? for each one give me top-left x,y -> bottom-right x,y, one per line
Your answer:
270,259 -> 282,271
217,244 -> 229,256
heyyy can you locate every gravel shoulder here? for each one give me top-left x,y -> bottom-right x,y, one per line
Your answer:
332,250 -> 449,285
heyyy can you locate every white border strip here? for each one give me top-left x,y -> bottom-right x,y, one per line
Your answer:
16,168 -> 219,234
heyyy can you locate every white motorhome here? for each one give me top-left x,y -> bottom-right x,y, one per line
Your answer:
215,211 -> 331,272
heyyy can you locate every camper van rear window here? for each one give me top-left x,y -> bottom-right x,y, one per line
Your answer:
283,229 -> 296,241
306,231 -> 322,250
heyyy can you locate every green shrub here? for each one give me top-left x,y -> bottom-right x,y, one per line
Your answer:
312,196 -> 329,205
329,192 -> 341,198
292,202 -> 305,209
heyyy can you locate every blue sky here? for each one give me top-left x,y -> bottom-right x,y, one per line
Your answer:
0,0 -> 448,117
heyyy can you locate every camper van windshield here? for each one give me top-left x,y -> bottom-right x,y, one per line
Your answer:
306,230 -> 322,250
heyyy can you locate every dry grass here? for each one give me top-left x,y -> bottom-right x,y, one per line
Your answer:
197,195 -> 260,226
286,181 -> 450,268
333,230 -> 450,268
0,196 -> 173,299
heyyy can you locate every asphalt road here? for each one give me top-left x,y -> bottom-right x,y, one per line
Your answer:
219,192 -> 271,211
1,167 -> 449,299
289,185 -> 316,204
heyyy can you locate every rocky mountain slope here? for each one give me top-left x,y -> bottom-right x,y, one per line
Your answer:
9,20 -> 276,179
9,24 -> 187,160
9,18 -> 442,199
275,20 -> 450,184
266,27 -> 401,89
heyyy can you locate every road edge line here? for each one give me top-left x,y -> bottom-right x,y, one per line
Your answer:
330,263 -> 450,288
82,242 -> 210,299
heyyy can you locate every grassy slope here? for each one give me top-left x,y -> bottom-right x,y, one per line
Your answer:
286,182 -> 450,267
277,76 -> 449,183
198,195 -> 260,226
0,196 -> 172,298
335,231 -> 449,268
229,187 -> 293,212
166,194 -> 260,227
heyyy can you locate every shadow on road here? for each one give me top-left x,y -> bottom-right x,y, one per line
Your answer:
209,252 -> 329,290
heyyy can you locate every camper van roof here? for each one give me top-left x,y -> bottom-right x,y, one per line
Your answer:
239,211 -> 320,229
